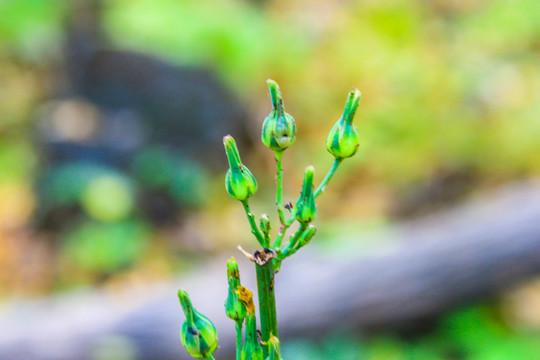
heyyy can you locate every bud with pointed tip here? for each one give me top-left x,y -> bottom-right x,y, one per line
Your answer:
225,258 -> 247,323
224,135 -> 257,201
266,335 -> 283,360
178,290 -> 218,359
327,89 -> 361,160
237,287 -> 264,360
261,80 -> 296,152
294,166 -> 316,224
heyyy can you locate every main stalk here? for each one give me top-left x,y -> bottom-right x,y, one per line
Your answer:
255,259 -> 278,358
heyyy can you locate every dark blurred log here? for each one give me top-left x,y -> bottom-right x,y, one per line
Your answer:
37,0 -> 253,229
3,180 -> 540,359
63,0 -> 252,167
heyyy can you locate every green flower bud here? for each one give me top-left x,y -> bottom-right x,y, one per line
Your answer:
226,257 -> 241,288
224,135 -> 257,201
259,214 -> 271,236
261,79 -> 296,152
294,166 -> 316,224
281,224 -> 317,258
327,89 -> 361,160
297,224 -> 317,248
237,287 -> 264,360
178,290 -> 218,359
225,258 -> 247,322
266,335 -> 283,360
242,313 -> 264,360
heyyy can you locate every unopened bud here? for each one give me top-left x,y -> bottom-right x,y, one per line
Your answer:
266,334 -> 283,360
294,166 -> 316,224
237,287 -> 264,360
178,290 -> 218,359
225,258 -> 247,322
261,80 -> 296,152
327,89 -> 361,160
224,135 -> 257,201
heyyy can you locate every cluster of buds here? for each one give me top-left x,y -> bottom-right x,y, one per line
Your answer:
178,80 -> 362,360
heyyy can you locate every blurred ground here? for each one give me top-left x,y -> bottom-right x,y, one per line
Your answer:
0,0 -> 540,359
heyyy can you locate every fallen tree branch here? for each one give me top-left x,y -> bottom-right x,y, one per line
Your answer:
2,180 -> 540,359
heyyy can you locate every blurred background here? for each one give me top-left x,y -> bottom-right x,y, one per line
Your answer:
1,0 -> 540,359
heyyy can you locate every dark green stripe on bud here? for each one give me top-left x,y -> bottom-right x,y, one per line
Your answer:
295,166 -> 316,224
178,290 -> 218,359
262,79 -> 296,152
224,135 -> 258,201
225,258 -> 247,323
266,334 -> 283,360
327,89 -> 361,160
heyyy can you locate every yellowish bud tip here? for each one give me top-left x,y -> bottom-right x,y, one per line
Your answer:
235,286 -> 255,314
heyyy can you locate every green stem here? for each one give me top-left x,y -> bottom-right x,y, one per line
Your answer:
241,200 -> 266,247
274,227 -> 286,249
273,205 -> 298,249
204,355 -> 216,360
235,321 -> 242,360
255,260 -> 278,358
262,228 -> 271,248
275,151 -> 286,226
280,223 -> 308,258
314,159 -> 342,198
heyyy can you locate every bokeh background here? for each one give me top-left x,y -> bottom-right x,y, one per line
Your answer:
1,0 -> 540,359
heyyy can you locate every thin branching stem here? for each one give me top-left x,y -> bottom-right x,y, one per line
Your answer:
280,222 -> 308,257
275,151 -> 286,226
241,200 -> 266,247
274,220 -> 292,249
235,321 -> 242,360
314,158 -> 342,198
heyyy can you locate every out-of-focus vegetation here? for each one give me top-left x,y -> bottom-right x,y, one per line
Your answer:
1,0 -> 538,281
103,0 -> 540,185
283,298 -> 540,360
1,0 -> 540,358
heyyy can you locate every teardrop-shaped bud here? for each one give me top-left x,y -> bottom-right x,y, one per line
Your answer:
266,334 -> 283,360
225,258 -> 247,322
261,80 -> 296,152
294,166 -> 317,224
178,290 -> 218,359
237,287 -> 264,360
327,89 -> 361,160
224,135 -> 258,201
